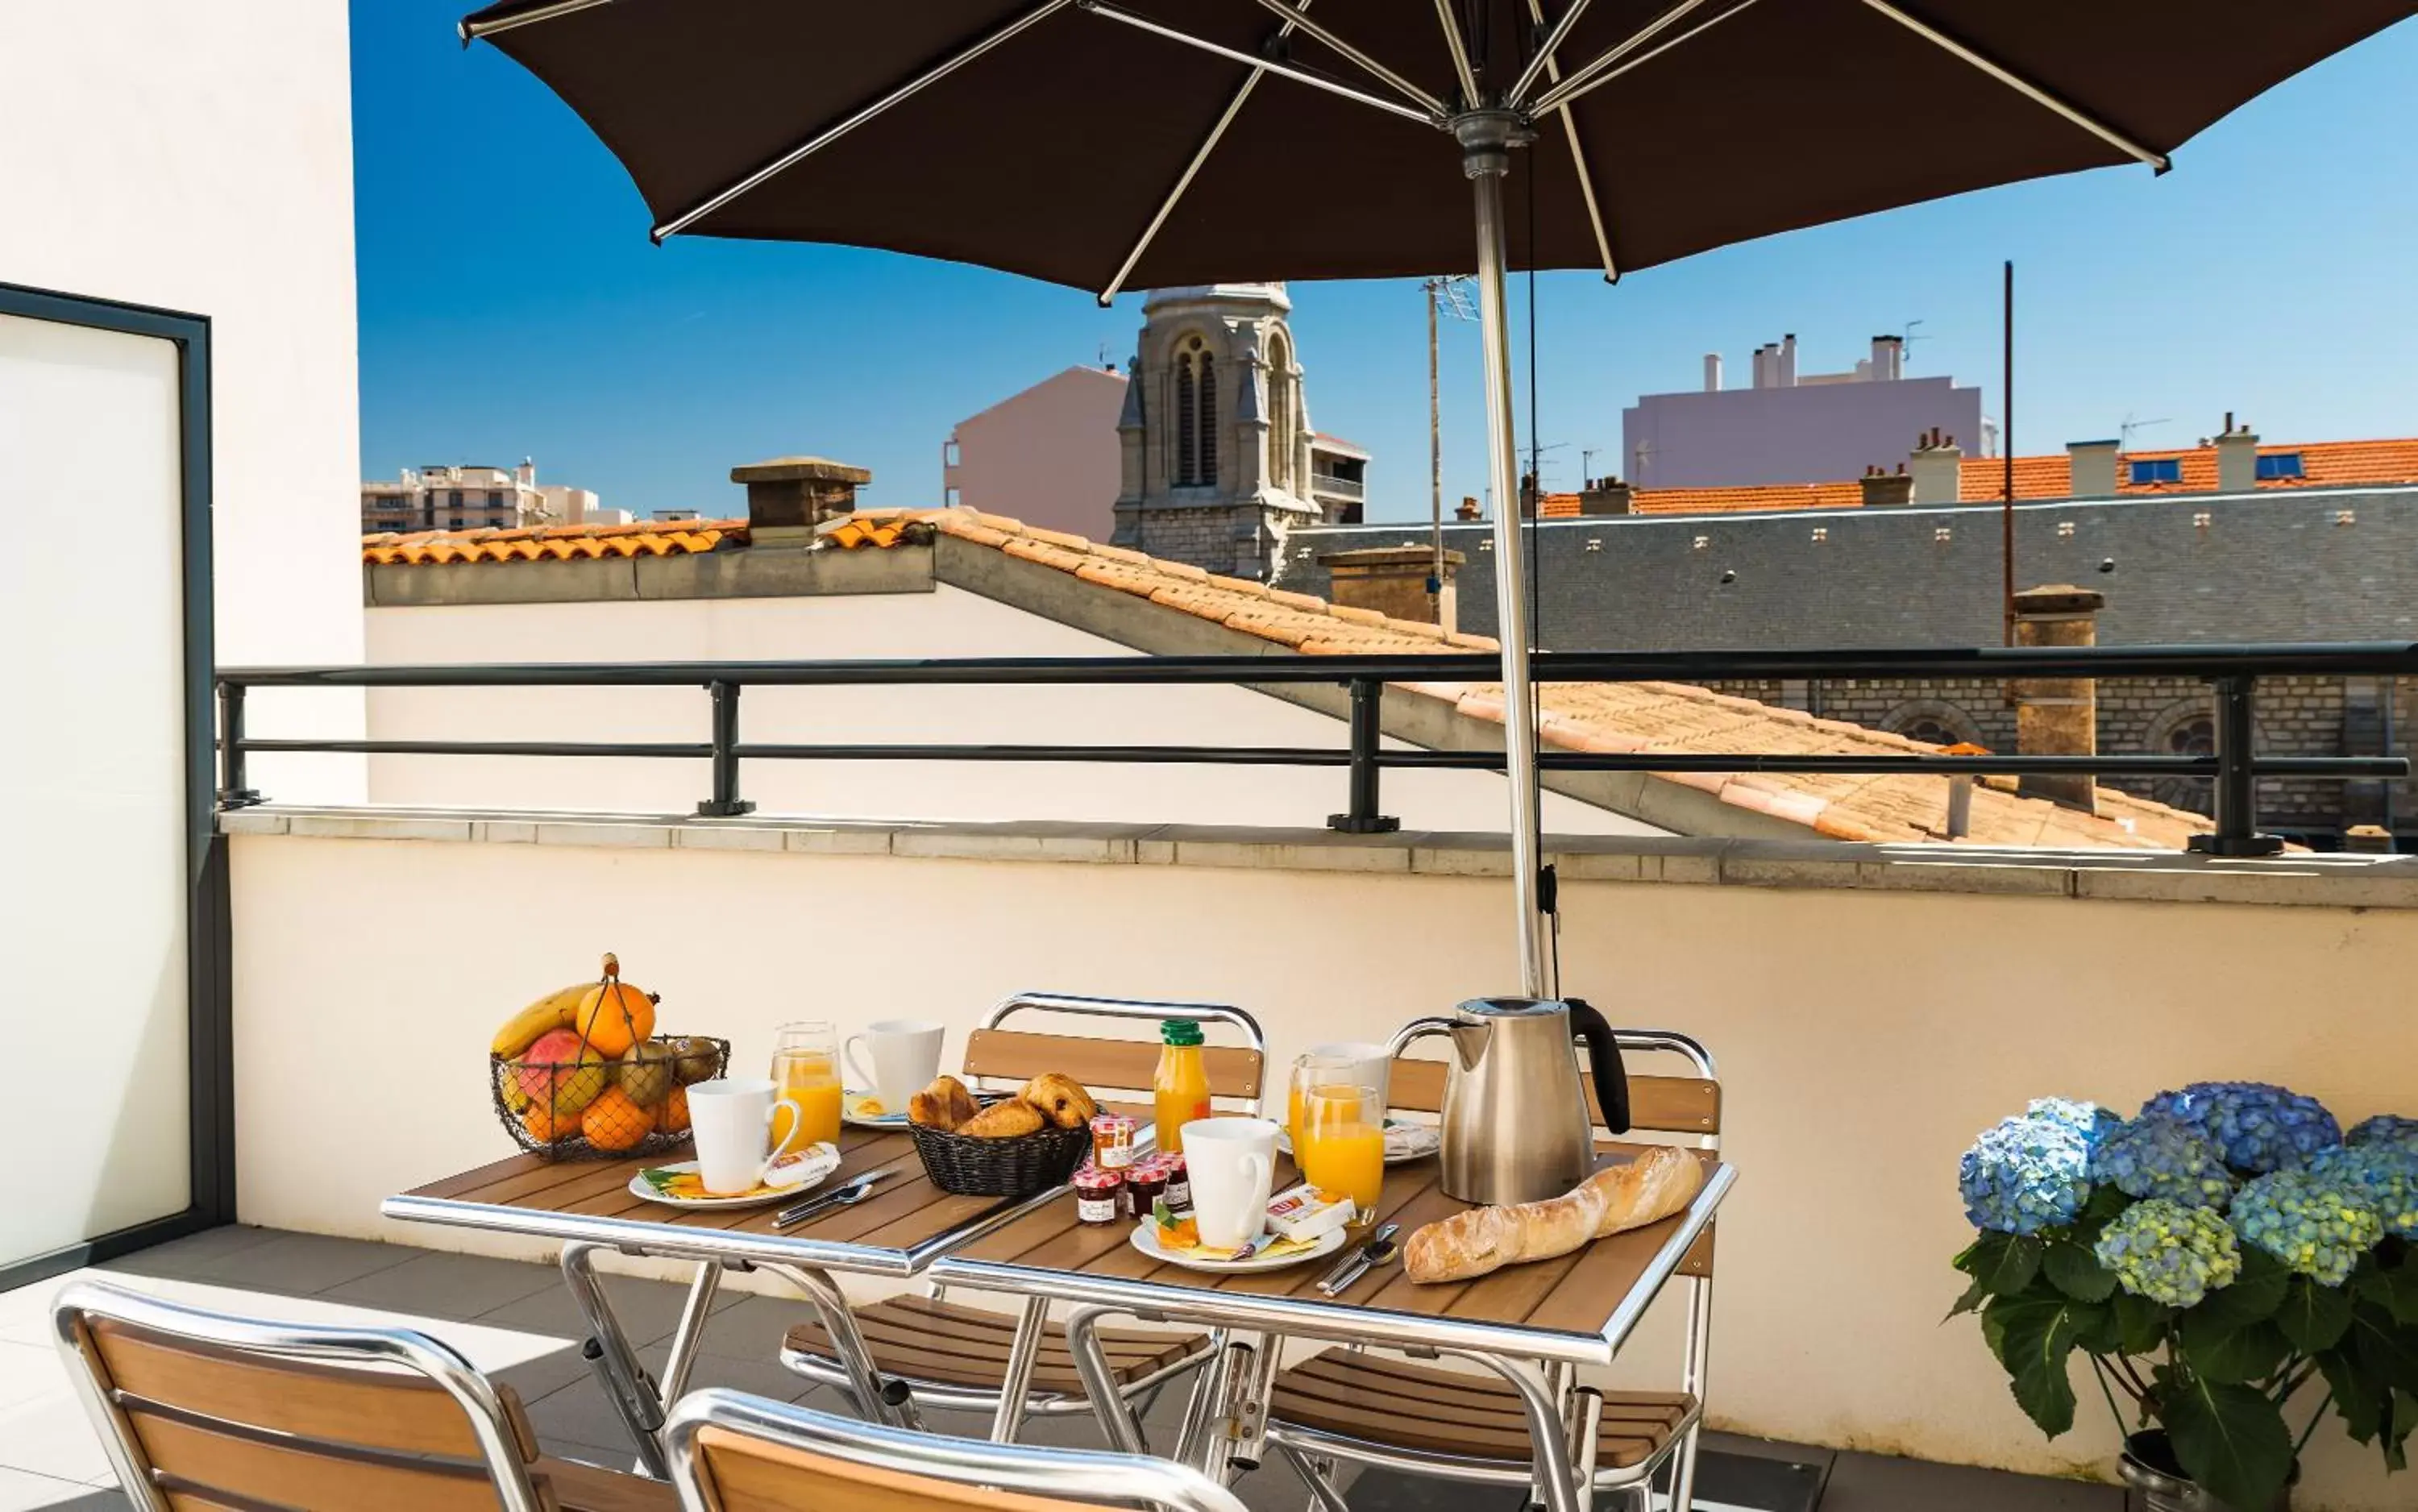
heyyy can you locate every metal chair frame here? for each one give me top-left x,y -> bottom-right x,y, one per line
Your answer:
52,1278 -> 549,1512
1266,1028 -> 1722,1512
666,1385 -> 1249,1512
780,989 -> 1266,1439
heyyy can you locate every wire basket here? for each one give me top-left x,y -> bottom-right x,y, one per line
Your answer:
490,1033 -> 728,1161
908,1099 -> 1093,1197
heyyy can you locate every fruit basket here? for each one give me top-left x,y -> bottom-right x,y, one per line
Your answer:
908,1098 -> 1092,1198
488,953 -> 728,1161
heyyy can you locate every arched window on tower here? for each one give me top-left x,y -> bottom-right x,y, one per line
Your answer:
1174,345 -> 1197,487
1267,331 -> 1294,492
1196,351 -> 1217,486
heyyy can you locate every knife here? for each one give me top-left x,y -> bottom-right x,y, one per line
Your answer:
1316,1222 -> 1400,1298
774,1169 -> 891,1227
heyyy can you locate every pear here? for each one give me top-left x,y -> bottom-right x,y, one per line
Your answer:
670,1036 -> 721,1086
617,1040 -> 679,1107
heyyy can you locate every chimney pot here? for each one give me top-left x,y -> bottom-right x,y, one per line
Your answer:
1578,478 -> 1634,516
1456,495 -> 1481,521
1859,467 -> 1916,507
730,455 -> 872,540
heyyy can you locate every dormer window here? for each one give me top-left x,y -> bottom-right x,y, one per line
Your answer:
2128,457 -> 2182,485
2254,452 -> 2305,481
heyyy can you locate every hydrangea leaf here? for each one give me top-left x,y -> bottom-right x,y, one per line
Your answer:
2349,1301 -> 2418,1396
2316,1346 -> 2383,1446
2354,1256 -> 2418,1327
2277,1273 -> 2354,1354
2194,1244 -> 2290,1328
2176,1311 -> 2290,1385
2115,1291 -> 2171,1356
1984,1235 -> 2045,1298
2162,1374 -> 2295,1512
2386,1389 -> 2416,1473
1988,1294 -> 2100,1437
1946,1271 -> 1990,1321
2044,1238 -> 2119,1304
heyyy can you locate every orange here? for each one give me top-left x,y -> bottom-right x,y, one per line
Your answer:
581,1086 -> 651,1153
657,1085 -> 691,1135
575,978 -> 654,1060
521,1102 -> 577,1145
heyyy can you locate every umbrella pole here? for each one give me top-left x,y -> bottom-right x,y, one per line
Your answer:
1460,114 -> 1551,999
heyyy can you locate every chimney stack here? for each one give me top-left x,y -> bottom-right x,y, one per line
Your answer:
1456,495 -> 1481,521
1777,333 -> 1797,388
1702,352 -> 1722,393
1577,478 -> 1635,516
1320,545 -> 1465,631
2009,584 -> 2106,814
2213,413 -> 2259,494
730,455 -> 871,544
2067,438 -> 2120,498
1908,428 -> 1963,506
1870,334 -> 1905,382
1859,463 -> 1914,508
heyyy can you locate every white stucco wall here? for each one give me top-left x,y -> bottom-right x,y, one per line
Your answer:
0,0 -> 366,800
359,584 -> 1663,835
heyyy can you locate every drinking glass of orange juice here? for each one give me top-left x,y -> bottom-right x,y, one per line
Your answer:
1296,1083 -> 1383,1226
1287,1053 -> 1356,1153
770,1021 -> 843,1148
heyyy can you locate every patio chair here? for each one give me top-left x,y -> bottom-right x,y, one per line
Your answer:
52,1277 -> 674,1512
1266,1029 -> 1722,1512
780,990 -> 1265,1438
666,1385 -> 1246,1511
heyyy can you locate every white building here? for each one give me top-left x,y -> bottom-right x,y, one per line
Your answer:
361,459 -> 602,534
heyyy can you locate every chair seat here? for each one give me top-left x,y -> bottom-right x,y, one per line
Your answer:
784,1295 -> 1206,1400
1269,1352 -> 1695,1470
539,1455 -> 679,1512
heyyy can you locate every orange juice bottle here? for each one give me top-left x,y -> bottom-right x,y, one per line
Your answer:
1153,1020 -> 1213,1156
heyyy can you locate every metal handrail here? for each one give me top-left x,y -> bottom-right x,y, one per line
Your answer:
213,642 -> 2418,856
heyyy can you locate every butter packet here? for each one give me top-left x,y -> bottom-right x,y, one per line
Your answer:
1266,1183 -> 1356,1244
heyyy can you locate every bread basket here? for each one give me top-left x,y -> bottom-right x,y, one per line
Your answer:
908,1097 -> 1092,1197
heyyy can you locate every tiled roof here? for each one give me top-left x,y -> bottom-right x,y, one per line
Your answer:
360,507 -> 2209,848
1532,438 -> 2418,518
363,518 -> 745,565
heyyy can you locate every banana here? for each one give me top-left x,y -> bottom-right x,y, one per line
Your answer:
489,982 -> 591,1058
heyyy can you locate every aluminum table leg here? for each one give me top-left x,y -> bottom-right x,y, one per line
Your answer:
1066,1305 -> 1149,1453
988,1294 -> 1051,1443
762,1261 -> 921,1431
1453,1350 -> 1587,1512
559,1241 -> 671,1479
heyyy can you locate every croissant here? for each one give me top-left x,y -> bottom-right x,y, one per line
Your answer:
908,1074 -> 979,1132
958,1098 -> 1047,1139
1020,1073 -> 1098,1130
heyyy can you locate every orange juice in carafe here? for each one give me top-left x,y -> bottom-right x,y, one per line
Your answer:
1297,1084 -> 1383,1221
1152,1019 -> 1212,1156
771,1025 -> 844,1147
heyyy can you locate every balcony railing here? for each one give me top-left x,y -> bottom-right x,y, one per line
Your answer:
214,642 -> 2418,857
1309,472 -> 1365,501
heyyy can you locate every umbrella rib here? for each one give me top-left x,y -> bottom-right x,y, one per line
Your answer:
1504,0 -> 1597,110
1098,2 -> 1316,305
1856,0 -> 2170,172
652,0 -> 1081,242
1528,0 -> 1762,116
1240,0 -> 1450,118
459,0 -> 617,43
1521,0 -> 1618,283
1429,0 -> 1481,109
1077,1 -> 1437,125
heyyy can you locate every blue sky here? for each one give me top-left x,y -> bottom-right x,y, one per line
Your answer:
354,4 -> 2418,522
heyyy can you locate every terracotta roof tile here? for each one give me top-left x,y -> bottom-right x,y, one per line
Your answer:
363,517 -> 749,566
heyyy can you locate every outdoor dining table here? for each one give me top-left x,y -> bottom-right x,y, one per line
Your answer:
929,1142 -> 1735,1512
380,1118 -> 1067,1479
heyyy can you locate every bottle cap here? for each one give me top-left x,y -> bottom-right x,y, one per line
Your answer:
1160,1019 -> 1204,1047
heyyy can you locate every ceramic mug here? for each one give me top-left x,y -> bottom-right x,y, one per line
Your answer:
843,1018 -> 945,1113
688,1077 -> 810,1195
1182,1116 -> 1278,1249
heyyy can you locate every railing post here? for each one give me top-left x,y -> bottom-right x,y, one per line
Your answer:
1327,678 -> 1399,834
696,680 -> 755,818
2189,675 -> 2283,857
214,682 -> 261,809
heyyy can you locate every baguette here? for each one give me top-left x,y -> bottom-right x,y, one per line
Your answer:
1403,1147 -> 1704,1284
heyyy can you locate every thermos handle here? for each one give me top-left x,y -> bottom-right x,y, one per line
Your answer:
1566,998 -> 1631,1135
1388,1016 -> 1458,1061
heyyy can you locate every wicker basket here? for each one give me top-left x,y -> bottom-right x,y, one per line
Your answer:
909,1099 -> 1092,1197
490,1034 -> 729,1161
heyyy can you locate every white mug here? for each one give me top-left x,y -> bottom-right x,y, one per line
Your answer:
1306,1041 -> 1393,1109
688,1078 -> 809,1195
1183,1116 -> 1278,1249
843,1019 -> 945,1112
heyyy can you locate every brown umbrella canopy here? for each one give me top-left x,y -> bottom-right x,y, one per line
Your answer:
459,0 -> 2413,291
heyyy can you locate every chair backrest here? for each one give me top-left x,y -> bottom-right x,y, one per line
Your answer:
667,1387 -> 1248,1512
53,1279 -> 552,1512
960,990 -> 1268,1115
1386,1028 -> 1720,1145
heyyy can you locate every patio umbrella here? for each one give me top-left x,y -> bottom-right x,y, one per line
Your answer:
459,0 -> 2415,995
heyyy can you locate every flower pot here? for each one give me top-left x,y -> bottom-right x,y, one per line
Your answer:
2120,1433 -> 2291,1512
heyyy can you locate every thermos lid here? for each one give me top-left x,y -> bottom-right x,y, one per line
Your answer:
1159,1018 -> 1204,1046
1457,995 -> 1564,1018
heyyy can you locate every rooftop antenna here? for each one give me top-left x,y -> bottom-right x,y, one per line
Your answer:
1423,274 -> 1477,609
2119,413 -> 2171,452
1900,317 -> 1927,364
1581,447 -> 1602,484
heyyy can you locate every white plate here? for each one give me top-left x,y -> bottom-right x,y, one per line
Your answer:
841,1090 -> 909,1129
1128,1220 -> 1349,1274
627,1147 -> 839,1210
1277,1120 -> 1441,1166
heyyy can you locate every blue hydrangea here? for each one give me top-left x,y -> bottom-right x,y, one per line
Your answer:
1960,1114 -> 2092,1235
2141,1082 -> 2342,1175
2090,1113 -> 2235,1209
2229,1169 -> 2383,1286
2028,1097 -> 2123,1150
2093,1199 -> 2242,1308
2345,1114 -> 2418,1158
2307,1143 -> 2418,1241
